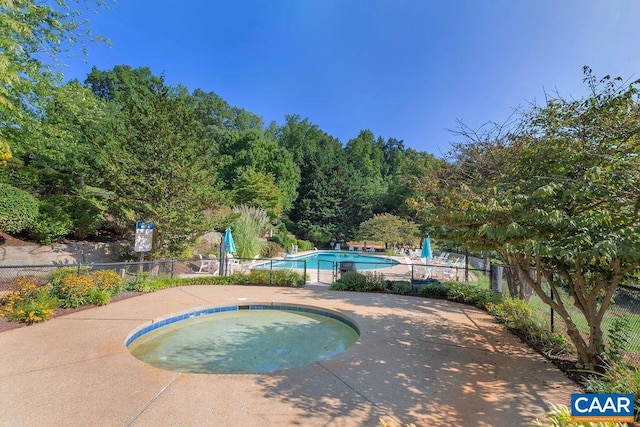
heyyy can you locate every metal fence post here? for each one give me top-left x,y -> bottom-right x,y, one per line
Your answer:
303,260 -> 307,286
170,258 -> 175,278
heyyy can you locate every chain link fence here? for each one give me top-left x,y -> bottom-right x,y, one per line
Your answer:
490,264 -> 640,366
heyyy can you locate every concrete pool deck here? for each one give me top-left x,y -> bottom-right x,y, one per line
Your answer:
0,284 -> 579,426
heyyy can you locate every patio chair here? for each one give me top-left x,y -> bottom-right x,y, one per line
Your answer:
335,243 -> 341,251
356,244 -> 363,252
198,254 -> 213,273
349,245 -> 355,251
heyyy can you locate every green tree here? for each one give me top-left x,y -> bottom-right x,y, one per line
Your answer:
358,213 -> 421,249
233,169 -> 284,220
413,69 -> 640,368
85,66 -> 223,255
0,0 -> 110,163
0,183 -> 38,232
218,128 -> 300,213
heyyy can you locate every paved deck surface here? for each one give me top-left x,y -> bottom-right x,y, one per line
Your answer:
0,284 -> 579,426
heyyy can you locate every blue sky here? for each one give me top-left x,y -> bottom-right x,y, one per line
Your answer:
60,1 -> 640,156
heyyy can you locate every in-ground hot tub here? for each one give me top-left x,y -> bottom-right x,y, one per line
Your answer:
126,303 -> 360,374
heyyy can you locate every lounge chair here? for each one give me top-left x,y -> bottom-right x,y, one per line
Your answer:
348,245 -> 355,251
357,244 -> 363,252
335,243 -> 341,251
197,254 -> 214,273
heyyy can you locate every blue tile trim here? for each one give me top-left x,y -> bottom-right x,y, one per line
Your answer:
126,304 -> 359,347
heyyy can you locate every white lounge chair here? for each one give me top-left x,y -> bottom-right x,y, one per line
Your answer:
335,243 -> 341,251
348,245 -> 355,251
198,254 -> 213,273
357,244 -> 363,252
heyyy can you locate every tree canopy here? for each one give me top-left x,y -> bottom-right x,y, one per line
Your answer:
411,69 -> 640,368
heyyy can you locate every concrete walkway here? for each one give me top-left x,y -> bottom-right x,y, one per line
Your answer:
0,284 -> 579,426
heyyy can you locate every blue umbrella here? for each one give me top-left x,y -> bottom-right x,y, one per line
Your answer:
224,227 -> 236,254
421,235 -> 433,260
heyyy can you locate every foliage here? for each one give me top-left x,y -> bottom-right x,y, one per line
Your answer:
0,277 -> 58,324
85,66 -> 223,256
410,69 -> 640,369
231,205 -> 269,259
391,281 -> 412,295
417,282 -> 449,297
29,195 -> 74,243
247,269 -> 306,287
91,270 -> 123,295
233,169 -> 284,219
125,270 -> 304,291
262,241 -> 283,258
605,316 -> 631,363
580,362 -> 640,422
330,271 -> 368,291
125,272 -> 153,292
295,239 -> 314,251
0,183 -> 38,232
446,281 -> 502,309
51,273 -> 95,308
0,0 -> 111,160
218,128 -> 300,212
485,298 -> 570,356
331,271 -> 388,292
533,405 -> 621,427
358,213 -> 421,248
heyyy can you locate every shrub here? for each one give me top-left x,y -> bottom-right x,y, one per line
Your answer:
86,288 -> 111,306
91,270 -> 123,295
418,282 -> 448,297
295,239 -> 314,251
0,183 -> 39,233
581,361 -> 640,419
391,281 -> 411,295
364,271 -> 388,292
331,271 -> 368,291
0,277 -> 57,324
486,298 -> 570,356
533,404 -> 621,427
125,272 -> 153,292
67,196 -> 105,239
262,241 -> 283,258
29,195 -> 74,243
446,281 -> 501,309
50,272 -> 95,308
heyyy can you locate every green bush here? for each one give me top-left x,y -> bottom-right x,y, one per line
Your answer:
91,270 -> 124,295
29,195 -> 74,243
0,277 -> 58,324
331,271 -> 368,291
418,282 -> 448,297
295,239 -> 314,251
533,404 -> 622,426
262,241 -> 283,258
391,281 -> 411,295
67,196 -> 105,239
0,183 -> 39,233
486,298 -> 570,356
87,288 -> 111,306
364,271 -> 388,292
446,281 -> 502,309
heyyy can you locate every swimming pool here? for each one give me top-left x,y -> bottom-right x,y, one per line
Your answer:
264,250 -> 399,270
127,304 -> 360,374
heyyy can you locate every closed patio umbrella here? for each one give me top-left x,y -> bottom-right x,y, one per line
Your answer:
421,235 -> 432,262
224,227 -> 236,254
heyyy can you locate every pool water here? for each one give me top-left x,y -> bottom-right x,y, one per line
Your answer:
267,250 -> 399,270
128,308 -> 359,374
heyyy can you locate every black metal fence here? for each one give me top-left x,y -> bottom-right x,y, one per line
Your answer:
0,256 -> 308,293
490,263 -> 640,367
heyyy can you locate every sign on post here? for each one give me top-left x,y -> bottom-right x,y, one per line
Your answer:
134,221 -> 154,253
